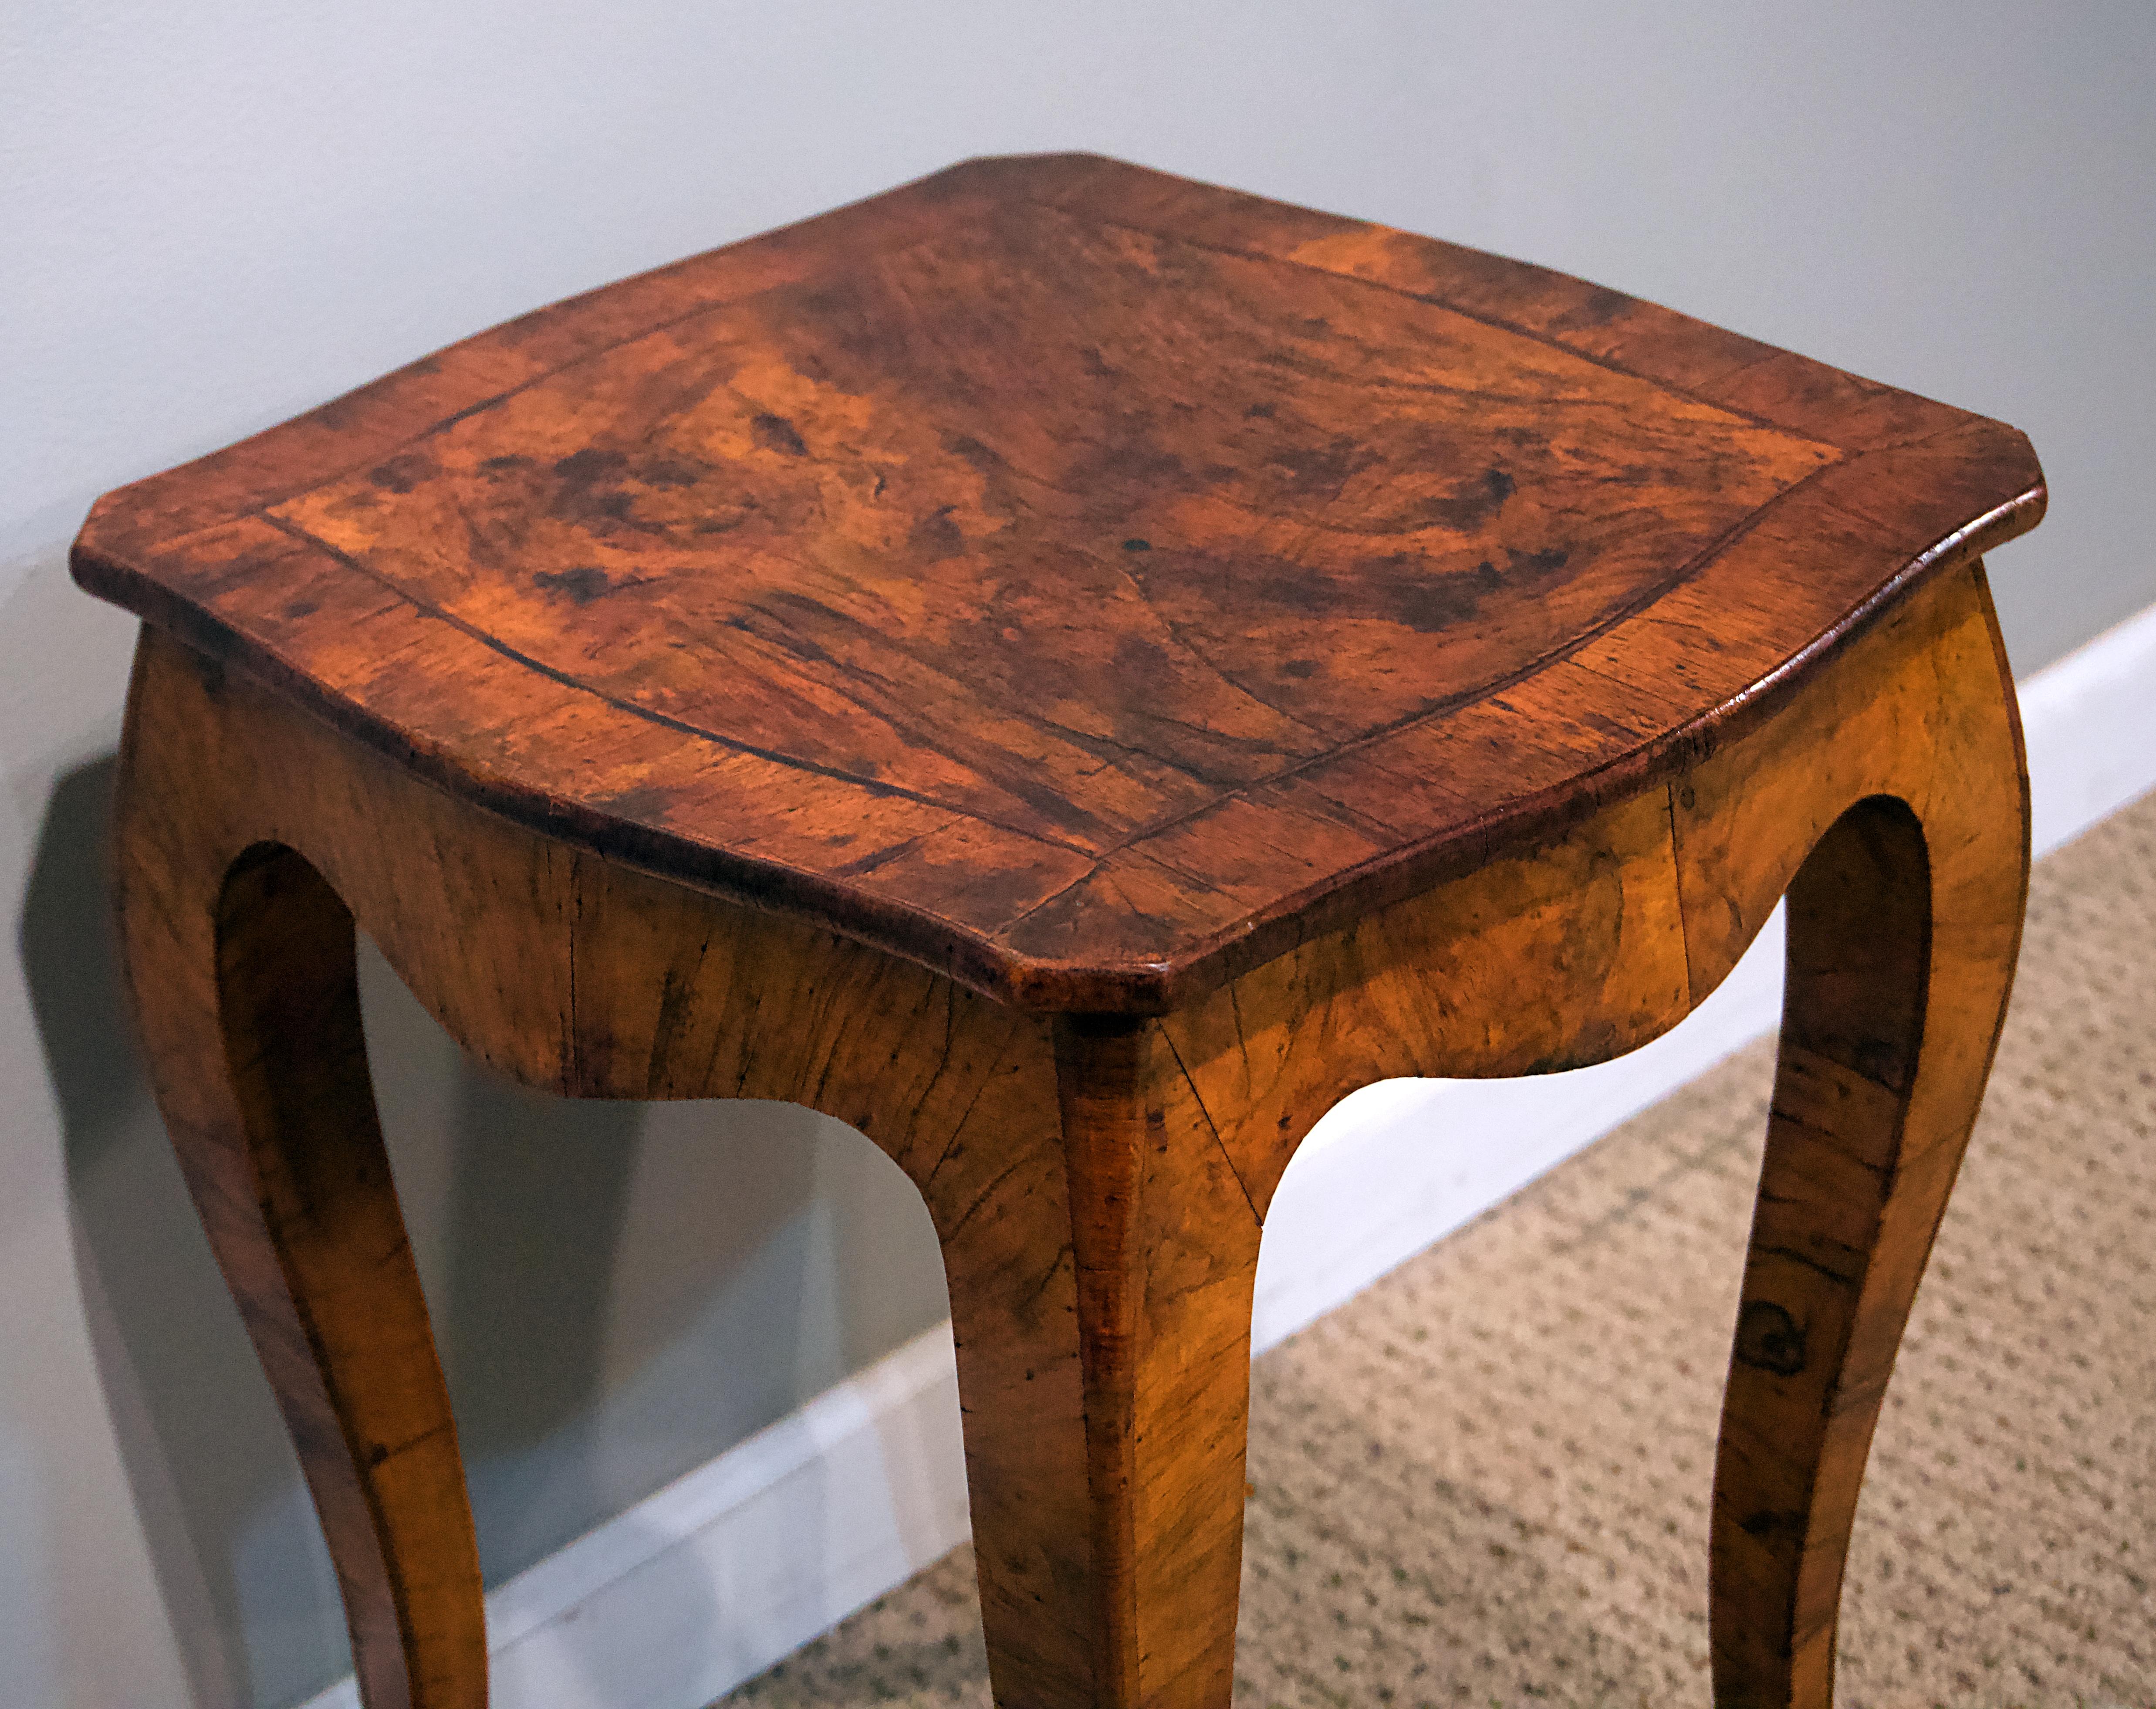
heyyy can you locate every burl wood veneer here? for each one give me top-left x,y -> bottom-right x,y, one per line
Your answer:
74,153 -> 2044,1709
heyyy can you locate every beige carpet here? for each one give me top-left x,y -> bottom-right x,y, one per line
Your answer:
718,795 -> 2156,1709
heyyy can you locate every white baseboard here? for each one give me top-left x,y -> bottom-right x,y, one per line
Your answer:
2021,602 -> 2156,857
297,598 -> 2156,1709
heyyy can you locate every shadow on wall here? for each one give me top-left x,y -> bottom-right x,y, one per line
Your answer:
21,751 -> 951,1708
18,754 -> 296,1707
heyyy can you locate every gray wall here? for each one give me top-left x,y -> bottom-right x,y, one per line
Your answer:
5,3 -> 2151,1703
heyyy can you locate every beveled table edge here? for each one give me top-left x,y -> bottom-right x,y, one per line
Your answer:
73,478 -> 2040,1015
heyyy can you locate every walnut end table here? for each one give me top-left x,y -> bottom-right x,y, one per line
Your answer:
73,154 -> 2045,1709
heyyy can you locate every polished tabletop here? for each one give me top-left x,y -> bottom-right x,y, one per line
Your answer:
74,153 -> 2043,1008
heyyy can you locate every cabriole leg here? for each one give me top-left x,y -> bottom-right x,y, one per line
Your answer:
115,647 -> 486,1709
1710,766 -> 2028,1705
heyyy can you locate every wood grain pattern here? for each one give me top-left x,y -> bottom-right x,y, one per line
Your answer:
89,153 -> 2042,1709
73,153 -> 2044,1010
109,555 -> 2026,1708
1156,561 -> 2021,1209
1683,578 -> 2030,1707
1160,560 -> 2030,1706
115,627 -> 1262,1708
113,645 -> 487,1709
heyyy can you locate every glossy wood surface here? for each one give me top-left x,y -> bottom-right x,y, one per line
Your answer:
74,152 -> 2043,1010
86,152 -> 2043,1709
111,558 -> 2027,1708
114,649 -> 487,1709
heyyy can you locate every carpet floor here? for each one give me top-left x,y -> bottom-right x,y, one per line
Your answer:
717,792 -> 2156,1709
